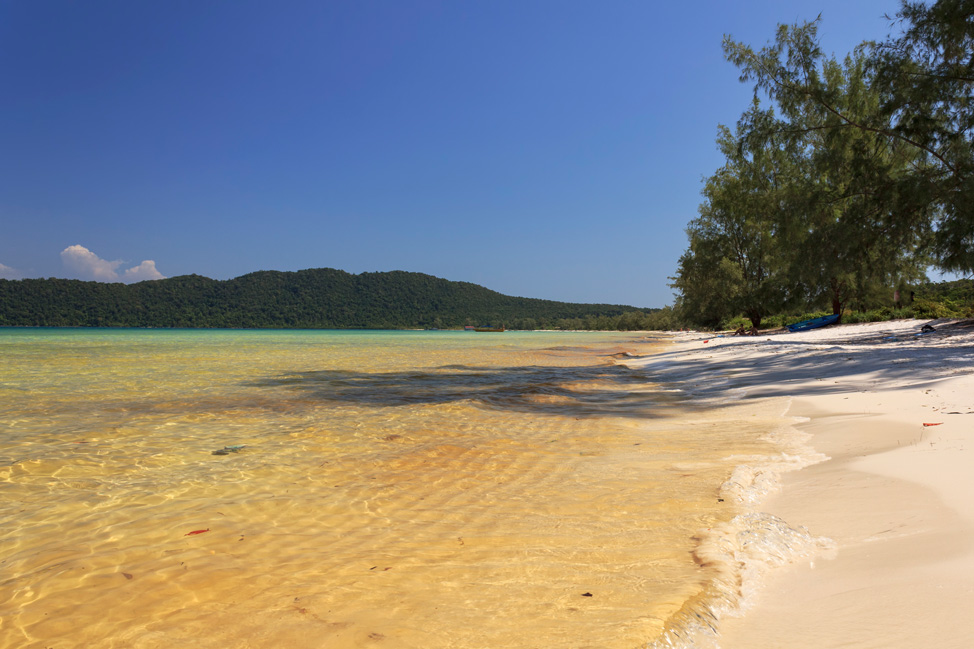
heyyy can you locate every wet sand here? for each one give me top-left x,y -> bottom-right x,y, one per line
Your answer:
628,319 -> 974,648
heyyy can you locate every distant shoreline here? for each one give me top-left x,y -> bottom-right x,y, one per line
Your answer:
0,269 -> 660,330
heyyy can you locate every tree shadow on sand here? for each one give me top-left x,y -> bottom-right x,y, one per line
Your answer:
248,363 -> 688,419
631,323 -> 974,404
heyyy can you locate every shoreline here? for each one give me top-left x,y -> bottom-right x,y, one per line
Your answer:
626,319 -> 974,648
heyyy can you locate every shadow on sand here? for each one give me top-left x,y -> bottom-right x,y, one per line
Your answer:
249,362 -> 687,419
250,322 -> 974,419
631,322 -> 974,404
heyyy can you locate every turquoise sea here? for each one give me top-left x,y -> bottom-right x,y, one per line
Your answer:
0,329 -> 792,649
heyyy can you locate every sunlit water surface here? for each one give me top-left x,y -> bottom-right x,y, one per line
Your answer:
0,329 -> 788,649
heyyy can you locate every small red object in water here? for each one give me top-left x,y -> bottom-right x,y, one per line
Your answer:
185,529 -> 210,536
922,422 -> 943,427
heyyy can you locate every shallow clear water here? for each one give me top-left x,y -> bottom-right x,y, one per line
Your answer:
0,329 -> 788,648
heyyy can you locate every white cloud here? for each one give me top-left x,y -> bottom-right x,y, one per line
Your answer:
122,259 -> 165,282
60,245 -> 166,283
0,262 -> 21,280
61,245 -> 122,281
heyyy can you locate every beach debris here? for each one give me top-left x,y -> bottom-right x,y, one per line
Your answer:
122,572 -> 133,580
185,528 -> 210,536
581,592 -> 593,597
921,324 -> 936,333
922,422 -> 943,427
212,444 -> 246,455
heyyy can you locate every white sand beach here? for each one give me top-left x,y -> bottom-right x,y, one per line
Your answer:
627,319 -> 974,648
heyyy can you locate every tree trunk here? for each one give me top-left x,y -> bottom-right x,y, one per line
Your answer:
829,277 -> 844,322
747,310 -> 762,329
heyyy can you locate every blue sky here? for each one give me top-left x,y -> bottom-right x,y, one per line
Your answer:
1,0 -> 903,307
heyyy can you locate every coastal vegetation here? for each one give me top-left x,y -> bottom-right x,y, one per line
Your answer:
671,0 -> 974,329
0,267 -> 967,332
720,278 -> 974,331
0,268 -> 667,330
3,266 -> 966,332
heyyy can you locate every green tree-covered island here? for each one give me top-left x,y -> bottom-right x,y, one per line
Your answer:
0,268 -> 672,330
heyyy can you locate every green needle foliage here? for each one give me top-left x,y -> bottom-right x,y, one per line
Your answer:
872,0 -> 974,272
673,0 -> 970,328
673,102 -> 798,329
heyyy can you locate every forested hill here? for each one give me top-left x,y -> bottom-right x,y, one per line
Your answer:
0,268 -> 652,329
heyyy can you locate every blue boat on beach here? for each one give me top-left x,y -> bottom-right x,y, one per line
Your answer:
786,313 -> 840,332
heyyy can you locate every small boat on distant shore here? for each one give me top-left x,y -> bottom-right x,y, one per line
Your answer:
786,313 -> 840,332
463,325 -> 477,331
473,326 -> 505,332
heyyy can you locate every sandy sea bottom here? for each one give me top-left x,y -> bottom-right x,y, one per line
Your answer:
1,330 -> 795,649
